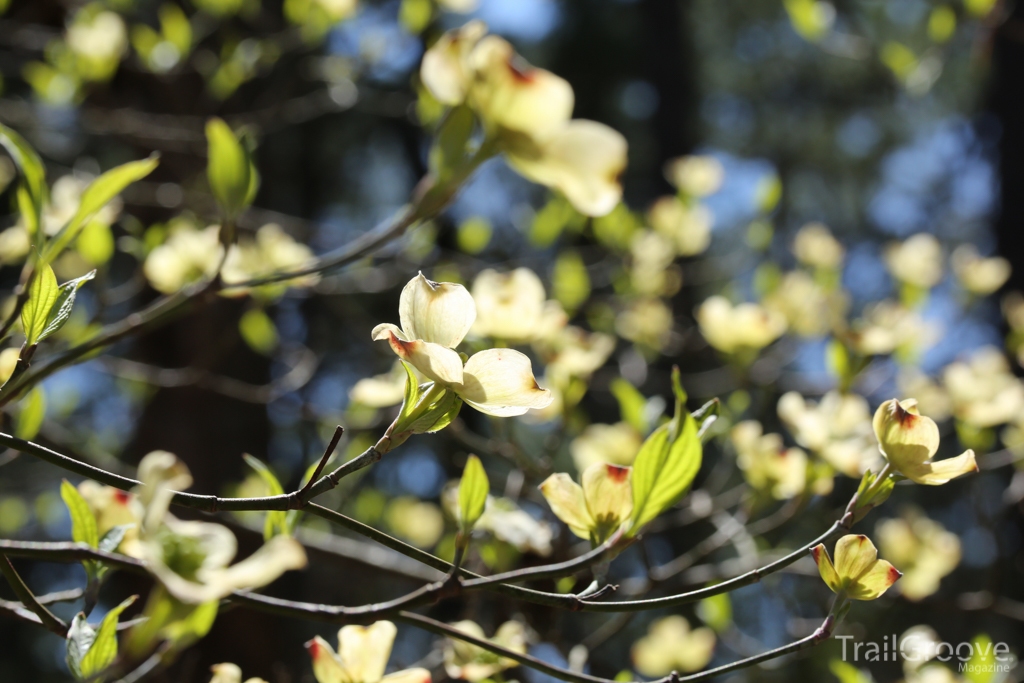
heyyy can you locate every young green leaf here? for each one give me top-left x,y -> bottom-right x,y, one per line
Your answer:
239,308 -> 278,355
429,105 -> 475,180
79,595 -> 137,677
243,454 -> 288,539
628,370 -> 702,534
15,386 -> 46,440
610,377 -> 649,434
98,524 -> 132,554
457,454 -> 489,532
60,479 -> 99,548
206,118 -> 252,220
38,270 -> 96,343
42,156 -> 159,263
65,612 -> 96,679
21,264 -> 59,345
0,123 -> 46,229
397,361 -> 422,423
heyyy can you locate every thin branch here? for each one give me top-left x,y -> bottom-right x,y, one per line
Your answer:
0,555 -> 68,636
296,426 -> 344,504
395,610 -> 837,683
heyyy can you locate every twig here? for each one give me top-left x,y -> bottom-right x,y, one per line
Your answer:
0,555 -> 67,636
295,426 -> 344,504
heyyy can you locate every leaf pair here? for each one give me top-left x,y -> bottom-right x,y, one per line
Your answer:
60,481 -> 132,582
66,596 -> 138,680
206,118 -> 259,222
21,267 -> 96,346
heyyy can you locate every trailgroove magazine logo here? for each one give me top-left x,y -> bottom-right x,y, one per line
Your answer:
837,633 -> 1014,674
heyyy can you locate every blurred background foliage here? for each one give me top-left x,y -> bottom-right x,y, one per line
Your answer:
0,0 -> 1022,681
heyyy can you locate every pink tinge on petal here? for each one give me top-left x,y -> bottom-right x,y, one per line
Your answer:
305,640 -> 321,658
605,464 -> 630,483
114,490 -> 131,505
811,546 -> 825,563
888,565 -> 904,584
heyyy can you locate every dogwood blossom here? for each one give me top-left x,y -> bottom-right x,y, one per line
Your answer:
872,399 -> 977,485
811,534 -> 901,600
420,22 -> 627,216
307,621 -> 430,683
371,273 -> 552,416
539,462 -> 632,544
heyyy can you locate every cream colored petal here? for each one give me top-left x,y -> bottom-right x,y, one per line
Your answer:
810,544 -> 841,593
372,323 -> 406,342
420,21 -> 487,105
847,559 -> 902,600
207,534 -> 307,594
834,534 -> 879,583
581,462 -> 633,532
210,663 -> 243,683
468,36 -> 573,138
339,621 -> 397,683
399,273 -> 476,347
492,621 -> 527,653
381,669 -> 431,683
872,399 -> 940,476
506,120 -> 627,217
375,327 -> 464,386
137,450 -> 193,523
165,516 -> 238,571
677,626 -> 716,672
905,449 -> 978,485
458,348 -> 552,416
306,636 -> 350,683
470,268 -> 546,340
539,472 -> 593,539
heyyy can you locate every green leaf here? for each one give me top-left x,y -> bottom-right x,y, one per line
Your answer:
829,659 -> 873,683
206,118 -> 252,220
696,591 -> 732,633
21,263 -> 59,345
397,361 -> 422,424
456,216 -> 492,255
38,270 -> 96,343
628,370 -> 702,534
61,479 -> 99,548
76,220 -> 115,266
243,454 -> 288,539
429,105 -> 474,180
610,377 -> 648,434
552,250 -> 591,313
239,308 -> 279,355
964,634 -> 996,683
66,612 -> 96,679
80,595 -> 137,677
161,598 -> 218,644
0,124 -> 46,232
98,524 -> 132,554
457,454 -> 489,532
43,156 -> 159,263
159,3 -> 193,54
15,386 -> 46,440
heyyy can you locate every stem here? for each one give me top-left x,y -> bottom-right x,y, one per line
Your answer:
0,555 -> 67,636
395,610 -> 837,683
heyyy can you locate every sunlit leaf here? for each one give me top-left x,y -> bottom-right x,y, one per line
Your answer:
239,308 -> 279,355
79,595 -> 137,677
206,118 -> 252,220
458,454 -> 489,532
243,454 -> 288,539
38,270 -> 96,343
60,479 -> 99,548
15,386 -> 46,440
21,263 -> 59,345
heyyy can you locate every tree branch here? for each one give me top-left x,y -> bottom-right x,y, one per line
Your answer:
0,555 -> 67,636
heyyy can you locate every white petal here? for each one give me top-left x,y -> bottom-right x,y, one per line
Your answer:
306,636 -> 348,683
399,273 -> 476,348
375,327 -> 464,386
538,473 -> 593,539
207,535 -> 307,594
339,621 -> 397,683
506,120 -> 627,217
420,21 -> 487,105
468,35 -> 574,138
458,349 -> 552,416
382,669 -> 431,683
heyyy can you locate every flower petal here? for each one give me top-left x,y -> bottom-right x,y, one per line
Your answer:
539,472 -> 593,539
420,21 -> 487,105
306,636 -> 349,683
468,35 -> 574,138
375,327 -> 464,386
506,120 -> 627,217
833,534 -> 879,583
581,462 -> 633,534
905,449 -> 978,485
372,323 -> 406,342
872,399 -> 940,477
810,544 -> 841,593
399,273 -> 476,348
209,663 -> 243,683
470,268 -> 546,340
382,669 -> 432,683
208,534 -> 307,595
847,559 -> 902,600
339,621 -> 397,683
458,348 -> 552,416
